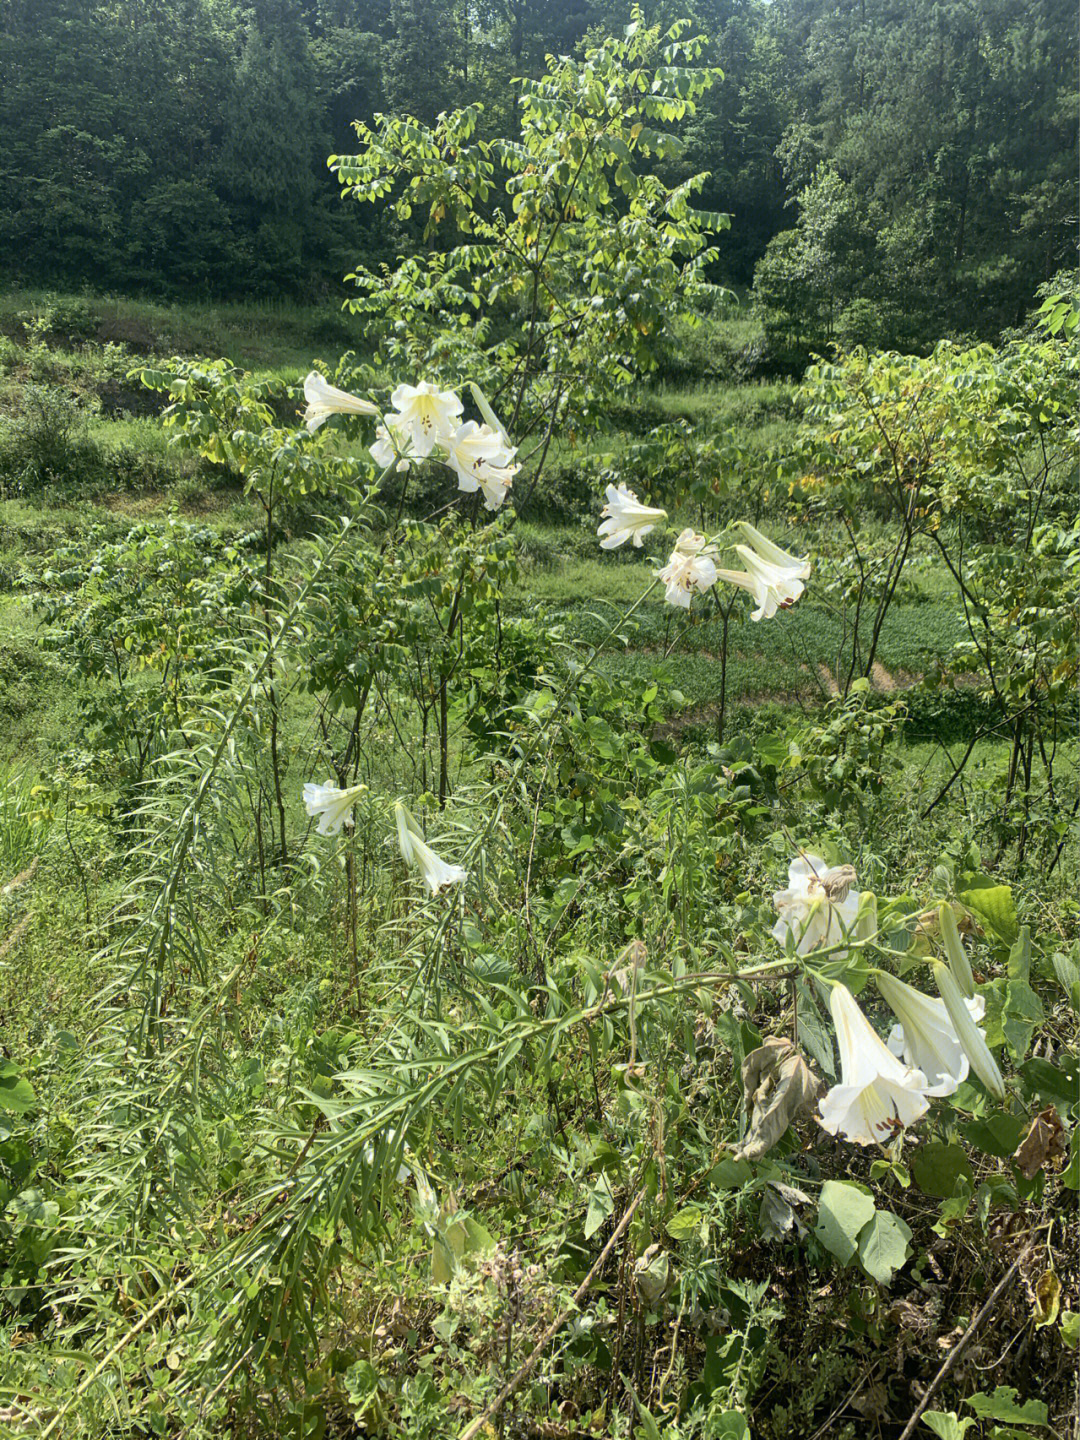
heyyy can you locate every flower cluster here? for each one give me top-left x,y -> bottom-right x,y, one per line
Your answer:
303,372 -> 519,512
303,784 -> 468,896
772,853 -> 1005,1146
595,486 -> 811,620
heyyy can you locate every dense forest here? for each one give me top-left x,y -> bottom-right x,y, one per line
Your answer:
1,0 -> 1076,355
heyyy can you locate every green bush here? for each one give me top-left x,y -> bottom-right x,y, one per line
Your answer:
0,386 -> 107,497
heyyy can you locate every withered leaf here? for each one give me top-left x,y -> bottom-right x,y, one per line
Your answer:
1013,1106 -> 1067,1179
733,1036 -> 823,1162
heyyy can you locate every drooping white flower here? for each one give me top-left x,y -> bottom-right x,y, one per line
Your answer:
446,420 -> 520,510
303,780 -> 369,836
597,483 -> 667,550
386,381 -> 463,458
818,983 -> 930,1146
714,545 -> 806,621
394,801 -> 468,896
933,962 -> 1007,1102
370,419 -> 411,472
771,853 -> 860,956
878,972 -> 986,1097
303,371 -> 380,431
735,521 -> 811,581
656,528 -> 718,608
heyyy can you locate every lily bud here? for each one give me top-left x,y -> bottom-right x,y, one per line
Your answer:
932,962 -> 1006,1102
939,902 -> 976,998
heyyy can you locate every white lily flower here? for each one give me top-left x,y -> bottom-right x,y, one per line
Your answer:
394,801 -> 468,896
597,483 -> 667,550
933,962 -> 1007,1101
656,528 -> 718,608
446,420 -> 520,510
370,419 -> 411,472
771,853 -> 860,956
714,545 -> 806,621
735,521 -> 811,580
386,381 -> 463,457
303,780 -> 369,836
818,983 -> 930,1146
303,371 -> 380,431
467,381 -> 512,448
878,972 -> 986,1097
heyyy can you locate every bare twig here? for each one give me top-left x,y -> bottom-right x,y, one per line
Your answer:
458,1187 -> 648,1440
896,1241 -> 1032,1440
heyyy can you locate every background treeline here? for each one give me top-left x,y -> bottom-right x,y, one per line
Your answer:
0,0 -> 1075,357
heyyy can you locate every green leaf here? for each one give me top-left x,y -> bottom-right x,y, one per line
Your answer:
962,1112 -> 1026,1158
964,1386 -> 1049,1425
814,1181 -> 875,1265
857,1209 -> 912,1285
0,1063 -> 36,1114
912,1142 -> 974,1199
1060,1310 -> 1080,1349
666,1205 -> 704,1241
708,1413 -> 750,1440
923,1413 -> 977,1440
584,1174 -> 615,1239
957,878 -> 1018,945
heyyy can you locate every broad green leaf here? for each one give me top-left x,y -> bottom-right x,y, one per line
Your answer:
957,879 -> 1017,945
964,1385 -> 1048,1425
709,1413 -> 750,1440
962,1112 -> 1026,1158
0,1063 -> 36,1115
912,1142 -> 974,1199
857,1209 -> 912,1285
814,1181 -> 875,1265
923,1413 -> 977,1440
666,1205 -> 704,1241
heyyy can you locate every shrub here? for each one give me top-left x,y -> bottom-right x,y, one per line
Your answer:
0,386 -> 106,498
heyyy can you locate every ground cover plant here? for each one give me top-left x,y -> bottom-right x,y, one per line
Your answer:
0,12 -> 1077,1440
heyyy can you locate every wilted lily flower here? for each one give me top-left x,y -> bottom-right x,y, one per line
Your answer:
715,545 -> 806,621
657,528 -> 717,608
386,381 -> 463,458
933,962 -> 1007,1101
772,853 -> 860,956
446,420 -> 520,510
303,371 -> 380,431
597,483 -> 667,550
735,521 -> 811,580
303,780 -> 369,836
877,972 -> 986,1097
818,983 -> 930,1146
394,801 -> 468,896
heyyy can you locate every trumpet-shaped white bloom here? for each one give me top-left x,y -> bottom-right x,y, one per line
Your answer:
394,801 -> 468,896
446,420 -> 520,510
303,780 -> 369,836
714,545 -> 806,621
597,483 -> 667,550
370,419 -> 411,472
818,983 -> 930,1146
656,529 -> 718,608
735,521 -> 811,581
933,962 -> 1007,1101
878,973 -> 986,1097
386,382 -> 462,458
771,853 -> 860,956
302,371 -> 380,431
